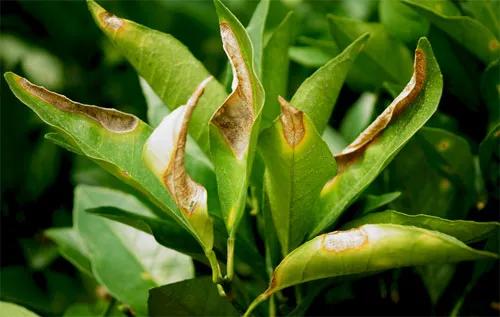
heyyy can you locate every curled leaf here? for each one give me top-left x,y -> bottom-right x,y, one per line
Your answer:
15,75 -> 138,133
144,77 -> 214,250
211,22 -> 254,159
335,48 -> 426,169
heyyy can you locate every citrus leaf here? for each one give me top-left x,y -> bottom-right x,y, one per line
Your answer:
0,302 -> 40,317
75,185 -> 194,316
339,92 -> 377,143
311,38 -> 442,237
259,97 -> 337,254
87,0 -> 227,151
261,12 -> 294,128
246,0 -> 270,78
290,33 -> 369,132
404,0 -> 499,64
328,15 -> 413,91
148,277 -> 238,316
343,210 -> 499,243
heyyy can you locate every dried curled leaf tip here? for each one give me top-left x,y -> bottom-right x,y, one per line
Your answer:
211,22 -> 254,159
143,77 -> 212,215
278,96 -> 305,147
335,48 -> 427,165
17,76 -> 138,133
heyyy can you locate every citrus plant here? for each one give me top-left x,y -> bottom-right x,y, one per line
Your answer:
4,0 -> 499,316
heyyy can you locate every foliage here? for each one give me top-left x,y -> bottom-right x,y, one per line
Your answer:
2,0 -> 499,316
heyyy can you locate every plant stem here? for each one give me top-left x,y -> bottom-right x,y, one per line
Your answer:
206,249 -> 224,284
243,293 -> 269,317
103,298 -> 116,317
226,235 -> 235,281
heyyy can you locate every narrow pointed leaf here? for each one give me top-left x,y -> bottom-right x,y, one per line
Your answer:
379,0 -> 430,44
75,186 -> 194,316
343,210 -> 499,243
359,192 -> 402,214
328,15 -> 413,91
259,97 -> 337,254
143,77 -> 214,252
261,12 -> 294,128
246,0 -> 270,78
148,277 -> 238,316
265,224 -> 496,295
459,0 -> 500,37
311,38 -> 442,237
404,0 -> 499,64
339,92 -> 377,143
4,72 -> 212,255
44,228 -> 92,276
87,0 -> 227,150
210,0 -> 265,234
290,33 -> 369,132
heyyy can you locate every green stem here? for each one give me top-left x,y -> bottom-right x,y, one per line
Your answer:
206,250 -> 224,284
226,235 -> 235,281
243,293 -> 269,317
269,295 -> 276,317
103,298 -> 116,317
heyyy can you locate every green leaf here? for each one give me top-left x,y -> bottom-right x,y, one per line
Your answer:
44,228 -> 93,276
4,72 -> 216,257
289,46 -> 333,68
75,185 -> 195,316
404,0 -> 499,64
339,92 -> 377,143
359,192 -> 401,214
379,0 -> 430,44
343,210 -> 499,243
388,128 -> 476,219
259,98 -> 337,254
479,122 -> 500,199
139,77 -> 169,128
245,224 -> 496,315
210,0 -> 265,237
290,33 -> 369,132
322,126 -> 348,155
0,302 -> 40,317
481,59 -> 500,126
261,12 -> 294,128
459,0 -> 500,37
311,38 -> 442,237
328,15 -> 413,91
246,0 -> 270,78
148,277 -> 238,316
44,132 -> 83,155
416,263 -> 455,304
87,0 -> 227,151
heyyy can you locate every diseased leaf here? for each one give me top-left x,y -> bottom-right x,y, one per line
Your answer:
404,0 -> 499,64
143,77 -> 214,253
339,92 -> 377,143
328,15 -> 413,91
245,224 -> 496,315
75,185 -> 194,316
310,38 -> 442,237
87,0 -> 227,151
290,33 -> 369,132
148,277 -> 238,317
4,72 -> 217,262
343,210 -> 499,243
261,12 -> 294,128
388,128 -> 476,219
44,228 -> 93,277
259,97 -> 337,254
210,0 -> 265,249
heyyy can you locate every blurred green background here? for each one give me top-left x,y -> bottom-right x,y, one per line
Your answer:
1,0 -> 498,316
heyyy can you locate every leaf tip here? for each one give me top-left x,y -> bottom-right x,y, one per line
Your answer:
88,0 -> 124,32
278,96 -> 306,147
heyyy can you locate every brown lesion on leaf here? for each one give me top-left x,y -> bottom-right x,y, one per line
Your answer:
334,48 -> 427,169
278,96 -> 306,147
211,22 -> 254,160
99,11 -> 124,31
17,77 -> 138,133
164,77 -> 212,216
321,227 -> 368,253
